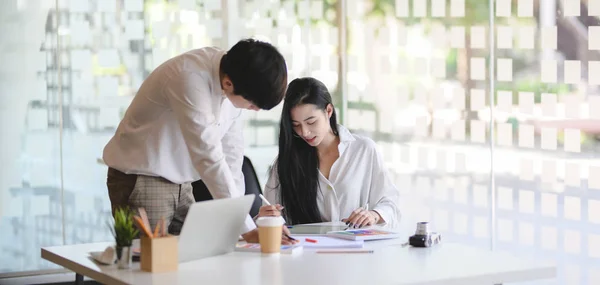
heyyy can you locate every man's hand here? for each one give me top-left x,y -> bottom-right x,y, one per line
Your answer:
241,226 -> 299,245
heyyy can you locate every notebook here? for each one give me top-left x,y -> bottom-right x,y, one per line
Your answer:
292,235 -> 364,249
326,229 -> 401,241
235,243 -> 303,254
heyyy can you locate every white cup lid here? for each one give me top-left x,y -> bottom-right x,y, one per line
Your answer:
256,216 -> 285,227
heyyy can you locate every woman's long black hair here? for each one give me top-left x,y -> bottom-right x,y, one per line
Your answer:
277,77 -> 339,225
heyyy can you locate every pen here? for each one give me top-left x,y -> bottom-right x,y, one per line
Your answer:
258,194 -> 296,241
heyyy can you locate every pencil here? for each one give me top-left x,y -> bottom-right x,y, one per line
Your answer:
316,250 -> 374,254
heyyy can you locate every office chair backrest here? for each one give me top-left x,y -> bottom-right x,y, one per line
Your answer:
242,156 -> 263,217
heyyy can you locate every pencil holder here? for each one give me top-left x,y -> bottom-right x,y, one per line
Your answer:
140,235 -> 178,272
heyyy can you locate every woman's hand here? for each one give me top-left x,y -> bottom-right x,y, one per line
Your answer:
342,208 -> 382,229
242,226 -> 298,245
257,204 -> 284,218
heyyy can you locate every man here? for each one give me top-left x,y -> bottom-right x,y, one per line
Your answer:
103,39 -> 293,244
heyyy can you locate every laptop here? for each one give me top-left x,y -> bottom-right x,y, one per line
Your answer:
178,194 -> 255,263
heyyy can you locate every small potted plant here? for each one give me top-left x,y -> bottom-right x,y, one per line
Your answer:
109,207 -> 138,269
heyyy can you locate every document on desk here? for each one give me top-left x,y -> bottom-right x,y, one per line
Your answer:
292,235 -> 364,249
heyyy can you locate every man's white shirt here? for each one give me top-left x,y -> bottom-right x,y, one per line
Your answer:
103,47 -> 256,232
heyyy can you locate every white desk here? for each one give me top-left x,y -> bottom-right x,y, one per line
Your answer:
42,234 -> 555,285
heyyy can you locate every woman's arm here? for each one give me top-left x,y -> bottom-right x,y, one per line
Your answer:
368,142 -> 401,228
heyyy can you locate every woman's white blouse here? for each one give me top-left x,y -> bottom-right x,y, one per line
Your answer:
264,125 -> 401,227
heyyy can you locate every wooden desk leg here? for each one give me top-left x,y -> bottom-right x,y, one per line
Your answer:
75,273 -> 84,285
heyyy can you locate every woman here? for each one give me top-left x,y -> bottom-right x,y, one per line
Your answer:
259,77 -> 400,228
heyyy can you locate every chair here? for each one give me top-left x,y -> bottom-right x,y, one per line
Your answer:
192,156 -> 263,217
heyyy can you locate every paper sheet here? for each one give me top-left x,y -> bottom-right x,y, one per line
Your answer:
450,26 -> 465,48
565,163 -> 581,187
470,120 -> 486,143
563,0 -> 580,16
564,129 -> 581,152
395,0 -> 409,17
518,124 -> 534,148
470,57 -> 486,80
540,226 -> 557,250
590,0 -> 600,16
541,128 -> 557,150
453,87 -> 465,110
470,89 -> 485,110
542,160 -> 556,184
498,187 -> 513,210
291,235 -> 364,249
541,92 -> 557,118
519,158 -> 534,181
564,196 -> 581,220
589,166 -> 600,189
519,92 -> 534,114
497,90 -> 513,112
497,123 -> 513,146
590,61 -> 600,85
413,0 -> 426,17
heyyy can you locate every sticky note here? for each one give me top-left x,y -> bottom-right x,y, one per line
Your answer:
542,26 -> 557,49
519,222 -> 535,246
564,60 -> 581,84
564,129 -> 581,152
590,200 -> 600,224
436,151 -> 447,171
126,20 -> 145,40
590,96 -> 600,119
497,219 -> 514,241
542,160 -> 557,184
395,0 -> 409,17
470,57 -> 486,80
497,90 -> 513,112
565,163 -> 581,187
497,58 -> 513,82
519,92 -> 534,114
70,0 -> 90,12
473,185 -> 488,208
125,0 -> 143,12
98,0 -> 116,12
432,0 -> 446,17
432,58 -> 446,78
413,0 -> 427,17
497,123 -> 513,146
590,61 -> 600,85
450,26 -> 465,48
431,25 -> 447,48
565,196 -> 581,220
416,117 -> 428,137
311,0 -> 324,18
590,166 -> 600,189
455,152 -> 466,172
470,120 -> 486,143
519,124 -> 534,148
541,93 -> 557,116
541,60 -> 557,83
590,27 -> 600,50
518,0 -> 533,17
452,120 -> 465,141
471,26 -> 486,49
453,87 -> 466,110
470,88 -> 486,110
564,95 -> 580,118
541,193 -> 558,217
497,26 -> 513,49
591,0 -> 600,16
97,49 -> 120,68
541,128 -> 557,150
564,0 -> 580,16
498,187 -> 513,210
496,0 -> 511,17
564,230 -> 581,254
451,0 -> 465,17
415,57 -> 428,76
518,26 -> 535,49
519,190 -> 535,214
433,119 -> 446,139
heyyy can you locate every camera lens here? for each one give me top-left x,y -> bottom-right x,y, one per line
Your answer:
416,222 -> 429,235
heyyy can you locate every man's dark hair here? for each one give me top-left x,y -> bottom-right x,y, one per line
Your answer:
220,39 -> 288,110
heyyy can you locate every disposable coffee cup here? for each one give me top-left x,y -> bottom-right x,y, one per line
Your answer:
256,217 -> 285,254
